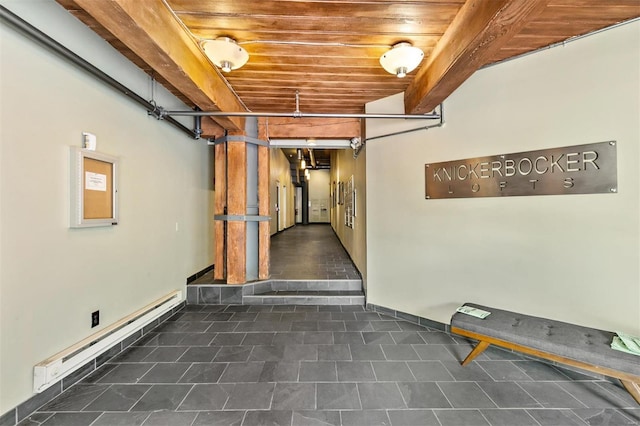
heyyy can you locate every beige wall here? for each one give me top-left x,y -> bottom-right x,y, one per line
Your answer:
269,149 -> 295,234
365,21 -> 640,334
331,149 -> 367,283
0,4 -> 214,413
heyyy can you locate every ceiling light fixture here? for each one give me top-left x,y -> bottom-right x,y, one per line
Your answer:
379,42 -> 424,78
301,159 -> 306,169
202,37 -> 249,73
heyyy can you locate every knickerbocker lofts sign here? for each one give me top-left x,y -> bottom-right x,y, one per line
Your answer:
425,141 -> 617,199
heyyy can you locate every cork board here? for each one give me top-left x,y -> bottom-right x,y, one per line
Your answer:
70,147 -> 118,228
83,157 -> 113,219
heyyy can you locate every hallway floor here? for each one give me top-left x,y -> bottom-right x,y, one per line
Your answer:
20,304 -> 639,426
269,225 -> 360,280
190,224 -> 360,285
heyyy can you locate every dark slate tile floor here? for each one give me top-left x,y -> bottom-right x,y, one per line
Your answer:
20,304 -> 639,426
190,224 -> 360,285
270,225 -> 361,280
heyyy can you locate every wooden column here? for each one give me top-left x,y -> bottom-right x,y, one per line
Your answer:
258,122 -> 271,279
214,142 -> 226,281
213,123 -> 270,284
226,141 -> 247,284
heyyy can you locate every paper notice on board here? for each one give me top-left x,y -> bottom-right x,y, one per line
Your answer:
85,172 -> 107,191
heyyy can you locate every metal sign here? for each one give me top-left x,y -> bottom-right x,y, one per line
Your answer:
425,141 -> 617,199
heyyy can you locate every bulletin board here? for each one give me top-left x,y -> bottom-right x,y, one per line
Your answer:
70,147 -> 119,228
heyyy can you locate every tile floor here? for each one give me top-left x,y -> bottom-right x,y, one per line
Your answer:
190,224 -> 361,285
20,304 -> 639,426
270,225 -> 361,280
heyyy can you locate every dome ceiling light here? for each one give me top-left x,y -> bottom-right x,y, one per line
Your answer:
202,37 -> 249,73
379,42 -> 424,78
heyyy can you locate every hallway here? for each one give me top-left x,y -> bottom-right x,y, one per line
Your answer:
270,225 -> 360,281
191,224 -> 360,284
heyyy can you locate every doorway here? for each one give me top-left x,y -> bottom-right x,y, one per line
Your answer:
275,181 -> 281,232
281,185 -> 287,230
295,186 -> 302,223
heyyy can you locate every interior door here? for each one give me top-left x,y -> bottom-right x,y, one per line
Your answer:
275,182 -> 280,232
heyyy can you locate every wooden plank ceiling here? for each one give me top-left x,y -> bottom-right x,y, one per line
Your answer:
58,0 -> 639,136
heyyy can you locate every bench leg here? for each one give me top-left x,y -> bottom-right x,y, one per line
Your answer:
621,380 -> 640,405
461,341 -> 490,366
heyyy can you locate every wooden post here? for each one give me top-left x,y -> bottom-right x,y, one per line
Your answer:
214,142 -> 226,281
213,123 -> 270,284
226,141 -> 247,284
257,122 -> 271,279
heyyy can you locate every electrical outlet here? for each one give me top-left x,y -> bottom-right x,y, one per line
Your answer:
91,310 -> 100,328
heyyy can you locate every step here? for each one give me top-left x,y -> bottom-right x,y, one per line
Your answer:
267,280 -> 362,292
261,290 -> 364,296
244,290 -> 364,306
187,279 -> 364,305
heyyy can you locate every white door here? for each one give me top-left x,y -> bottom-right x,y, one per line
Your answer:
282,185 -> 287,230
276,181 -> 281,231
295,187 -> 302,223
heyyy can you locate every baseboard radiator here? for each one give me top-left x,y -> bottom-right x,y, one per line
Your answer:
34,290 -> 182,393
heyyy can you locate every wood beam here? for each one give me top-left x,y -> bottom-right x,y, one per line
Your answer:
258,117 -> 361,139
257,123 -> 271,280
257,144 -> 270,280
227,221 -> 246,284
226,141 -> 248,216
405,0 -> 549,114
214,143 -> 226,281
226,141 -> 247,284
64,0 -> 246,130
201,120 -> 225,139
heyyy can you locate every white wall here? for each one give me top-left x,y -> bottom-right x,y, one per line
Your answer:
366,21 -> 640,335
269,149 -> 295,234
308,169 -> 330,223
331,149 -> 367,282
0,2 -> 213,413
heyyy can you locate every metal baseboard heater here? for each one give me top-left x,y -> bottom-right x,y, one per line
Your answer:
33,290 -> 182,393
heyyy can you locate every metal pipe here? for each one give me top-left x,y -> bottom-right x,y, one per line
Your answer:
162,110 -> 441,120
193,107 -> 202,139
365,103 -> 444,142
0,5 -> 198,140
308,148 -> 316,168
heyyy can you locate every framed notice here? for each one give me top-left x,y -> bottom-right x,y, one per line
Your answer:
70,147 -> 119,228
345,176 -> 355,228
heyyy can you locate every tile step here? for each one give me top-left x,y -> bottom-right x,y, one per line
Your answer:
187,279 -> 364,305
260,290 -> 363,296
244,292 -> 365,306
253,279 -> 362,294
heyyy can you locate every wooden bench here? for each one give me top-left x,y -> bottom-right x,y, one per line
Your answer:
450,303 -> 640,405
